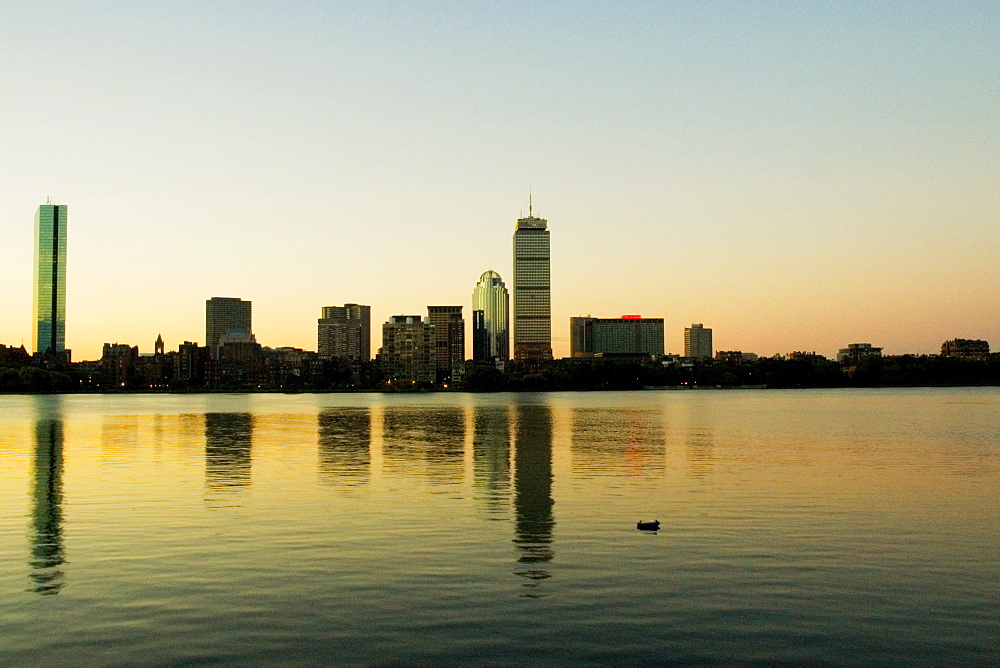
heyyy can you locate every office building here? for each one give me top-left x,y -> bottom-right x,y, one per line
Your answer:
427,306 -> 465,383
377,315 -> 436,384
206,297 -> 252,356
571,315 -> 664,358
684,323 -> 713,359
472,270 -> 510,363
513,199 -> 552,361
32,202 -> 68,357
941,339 -> 989,359
318,304 -> 371,361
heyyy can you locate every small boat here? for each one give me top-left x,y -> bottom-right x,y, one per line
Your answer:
636,520 -> 660,531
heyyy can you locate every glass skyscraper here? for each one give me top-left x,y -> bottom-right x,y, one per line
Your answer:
513,203 -> 552,361
33,203 -> 68,356
472,270 -> 509,362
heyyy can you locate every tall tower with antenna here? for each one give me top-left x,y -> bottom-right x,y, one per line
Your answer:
512,194 -> 552,362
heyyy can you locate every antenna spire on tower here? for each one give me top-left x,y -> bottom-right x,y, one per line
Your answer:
529,188 -> 533,217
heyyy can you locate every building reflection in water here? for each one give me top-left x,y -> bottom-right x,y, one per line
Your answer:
472,403 -> 511,518
317,408 -> 371,486
204,413 -> 254,502
512,402 -> 554,595
30,395 -> 65,595
381,407 -> 464,484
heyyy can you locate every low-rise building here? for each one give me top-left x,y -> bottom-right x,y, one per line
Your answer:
941,339 -> 989,359
837,343 -> 883,364
571,315 -> 664,358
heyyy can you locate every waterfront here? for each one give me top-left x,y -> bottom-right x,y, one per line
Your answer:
1,389 -> 998,663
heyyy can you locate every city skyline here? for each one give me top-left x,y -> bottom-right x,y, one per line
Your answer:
1,3 -> 997,360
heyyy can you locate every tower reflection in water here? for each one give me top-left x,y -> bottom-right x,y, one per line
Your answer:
204,412 -> 254,504
512,402 -> 554,595
317,408 -> 371,486
30,395 -> 65,595
472,403 -> 511,519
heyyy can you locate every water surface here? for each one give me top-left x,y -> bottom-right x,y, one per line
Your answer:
1,389 -> 997,663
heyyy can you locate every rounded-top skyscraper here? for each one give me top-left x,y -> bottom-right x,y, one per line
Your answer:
472,270 -> 510,363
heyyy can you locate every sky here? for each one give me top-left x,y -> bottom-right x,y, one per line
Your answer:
1,1 -> 997,361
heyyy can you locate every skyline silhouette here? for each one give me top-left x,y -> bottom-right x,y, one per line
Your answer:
1,3 -> 996,360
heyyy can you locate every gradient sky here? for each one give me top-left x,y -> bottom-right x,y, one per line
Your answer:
2,1 -> 997,360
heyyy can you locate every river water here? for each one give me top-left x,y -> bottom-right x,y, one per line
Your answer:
1,388 -> 997,664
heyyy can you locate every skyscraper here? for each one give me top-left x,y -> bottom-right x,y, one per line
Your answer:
318,304 -> 371,361
472,270 -> 509,363
513,199 -> 552,361
32,202 -> 68,357
427,306 -> 465,383
206,297 -> 252,356
684,323 -> 713,359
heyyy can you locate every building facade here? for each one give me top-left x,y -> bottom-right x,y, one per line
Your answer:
570,316 -> 664,357
206,297 -> 252,356
941,338 -> 989,359
472,270 -> 510,363
513,202 -> 552,361
427,306 -> 465,383
377,315 -> 436,384
837,343 -> 883,364
101,342 -> 139,387
33,203 -> 68,356
318,303 -> 371,361
684,323 -> 713,359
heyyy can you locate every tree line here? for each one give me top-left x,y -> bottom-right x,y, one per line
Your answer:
2,354 -> 1000,393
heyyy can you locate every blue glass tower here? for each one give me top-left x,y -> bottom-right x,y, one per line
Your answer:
33,203 -> 68,356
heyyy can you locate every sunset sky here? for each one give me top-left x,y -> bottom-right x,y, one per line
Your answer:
1,1 -> 997,360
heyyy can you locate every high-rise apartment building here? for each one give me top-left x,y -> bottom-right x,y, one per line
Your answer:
472,270 -> 509,363
571,316 -> 664,357
318,304 -> 371,361
684,323 -> 713,359
206,297 -> 252,356
513,200 -> 552,361
377,315 -> 436,384
427,306 -> 465,383
32,202 -> 68,357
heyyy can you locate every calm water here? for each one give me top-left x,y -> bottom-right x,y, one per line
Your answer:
1,388 -> 998,664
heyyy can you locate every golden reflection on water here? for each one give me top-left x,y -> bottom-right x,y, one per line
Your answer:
11,390 -> 1000,608
1,390 -> 998,664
